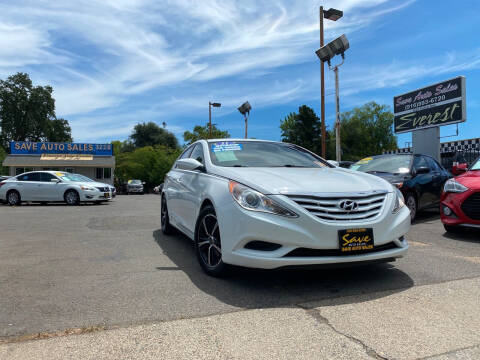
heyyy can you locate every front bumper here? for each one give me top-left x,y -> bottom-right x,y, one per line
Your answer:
441,191 -> 480,226
216,193 -> 411,269
128,187 -> 144,193
80,190 -> 112,201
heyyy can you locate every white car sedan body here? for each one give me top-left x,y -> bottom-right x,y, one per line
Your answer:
0,171 -> 112,205
161,139 -> 410,276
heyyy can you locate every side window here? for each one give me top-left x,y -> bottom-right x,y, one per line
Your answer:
189,144 -> 205,165
413,156 -> 429,170
18,173 -> 41,181
425,157 -> 441,172
40,172 -> 57,182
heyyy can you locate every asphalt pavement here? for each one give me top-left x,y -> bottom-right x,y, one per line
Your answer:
0,195 -> 479,359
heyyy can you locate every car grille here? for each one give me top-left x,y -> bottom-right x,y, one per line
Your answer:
283,242 -> 398,257
96,187 -> 109,192
461,192 -> 480,220
286,192 -> 387,221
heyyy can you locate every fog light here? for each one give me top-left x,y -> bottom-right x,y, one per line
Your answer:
443,206 -> 452,216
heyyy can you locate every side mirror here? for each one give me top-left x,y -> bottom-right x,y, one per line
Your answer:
176,158 -> 205,172
50,178 -> 61,183
415,166 -> 430,175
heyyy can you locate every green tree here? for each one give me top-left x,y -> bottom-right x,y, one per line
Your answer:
130,122 -> 178,149
334,102 -> 397,161
0,146 -> 7,175
0,72 -> 72,146
115,145 -> 181,190
183,123 -> 230,145
280,105 -> 329,157
44,118 -> 72,142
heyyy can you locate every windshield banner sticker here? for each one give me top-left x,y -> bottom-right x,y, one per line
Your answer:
212,142 -> 243,152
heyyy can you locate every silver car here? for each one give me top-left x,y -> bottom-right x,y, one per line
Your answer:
127,179 -> 144,194
0,171 -> 112,206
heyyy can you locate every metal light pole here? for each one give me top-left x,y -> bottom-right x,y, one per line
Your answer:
237,101 -> 252,139
331,55 -> 345,162
208,102 -> 221,138
319,7 -> 343,158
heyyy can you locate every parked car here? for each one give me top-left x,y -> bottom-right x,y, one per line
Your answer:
0,171 -> 112,206
161,139 -> 410,276
441,156 -> 480,232
127,179 -> 144,194
0,175 -> 10,181
339,161 -> 354,169
350,154 -> 451,221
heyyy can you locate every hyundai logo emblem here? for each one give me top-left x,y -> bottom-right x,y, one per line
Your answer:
338,200 -> 359,212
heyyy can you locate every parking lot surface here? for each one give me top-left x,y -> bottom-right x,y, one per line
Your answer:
1,195 -> 480,359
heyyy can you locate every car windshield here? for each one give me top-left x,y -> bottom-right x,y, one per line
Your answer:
471,158 -> 480,170
56,172 -> 90,182
129,180 -> 142,184
208,141 -> 331,168
75,174 -> 95,182
350,155 -> 412,174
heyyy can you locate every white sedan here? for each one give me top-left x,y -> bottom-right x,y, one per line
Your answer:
0,171 -> 112,205
161,139 -> 410,276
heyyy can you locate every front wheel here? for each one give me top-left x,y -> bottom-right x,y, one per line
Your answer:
64,190 -> 80,206
405,193 -> 417,222
161,195 -> 175,235
195,205 -> 228,277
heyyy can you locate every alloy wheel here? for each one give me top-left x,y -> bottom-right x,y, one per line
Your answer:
197,213 -> 222,268
406,195 -> 417,221
8,191 -> 20,206
65,191 -> 79,205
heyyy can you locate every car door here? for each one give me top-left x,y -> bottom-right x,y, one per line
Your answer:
166,145 -> 194,228
181,143 -> 207,233
412,155 -> 434,209
425,157 -> 444,205
37,172 -> 62,201
16,173 -> 41,201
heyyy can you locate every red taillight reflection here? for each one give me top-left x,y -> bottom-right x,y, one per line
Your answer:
0,182 -> 5,188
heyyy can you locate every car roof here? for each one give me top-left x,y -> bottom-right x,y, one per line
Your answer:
205,138 -> 277,143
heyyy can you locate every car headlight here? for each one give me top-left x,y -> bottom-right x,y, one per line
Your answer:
228,181 -> 297,217
392,188 -> 405,213
80,185 -> 95,191
443,178 -> 468,193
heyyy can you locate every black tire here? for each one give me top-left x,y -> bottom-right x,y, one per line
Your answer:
7,190 -> 21,206
194,205 -> 228,277
161,194 -> 175,235
64,190 -> 80,206
444,224 -> 462,233
405,193 -> 417,222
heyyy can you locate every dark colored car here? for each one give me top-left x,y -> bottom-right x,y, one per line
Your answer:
351,154 -> 451,221
339,161 -> 354,169
441,156 -> 480,232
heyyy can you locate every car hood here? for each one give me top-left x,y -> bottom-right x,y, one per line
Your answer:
211,167 -> 393,195
456,170 -> 480,189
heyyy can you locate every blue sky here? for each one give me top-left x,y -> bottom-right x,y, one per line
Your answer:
0,0 -> 479,147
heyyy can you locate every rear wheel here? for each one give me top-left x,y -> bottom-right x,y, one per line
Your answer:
64,190 -> 80,206
405,193 -> 417,222
7,190 -> 21,206
161,195 -> 175,235
195,205 -> 228,277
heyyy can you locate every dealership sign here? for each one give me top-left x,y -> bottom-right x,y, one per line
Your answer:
10,142 -> 113,156
393,76 -> 466,134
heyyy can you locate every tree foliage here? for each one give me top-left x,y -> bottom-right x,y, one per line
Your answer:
0,72 -> 72,147
280,105 -> 331,157
114,146 -> 181,189
130,122 -> 178,149
183,123 -> 230,145
336,102 -> 397,161
0,146 -> 7,175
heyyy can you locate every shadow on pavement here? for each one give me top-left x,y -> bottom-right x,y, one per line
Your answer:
153,229 -> 414,308
413,208 -> 440,224
442,227 -> 480,244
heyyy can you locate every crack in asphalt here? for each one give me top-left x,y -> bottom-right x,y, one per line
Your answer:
299,306 -> 389,360
418,343 -> 480,359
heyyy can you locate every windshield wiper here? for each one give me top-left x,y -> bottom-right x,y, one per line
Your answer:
366,170 -> 391,174
232,164 -> 244,167
282,164 -> 309,168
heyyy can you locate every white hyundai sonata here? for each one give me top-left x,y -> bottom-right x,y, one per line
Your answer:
161,139 -> 410,276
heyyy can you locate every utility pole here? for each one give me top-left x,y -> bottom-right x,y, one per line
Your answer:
208,102 -> 221,138
244,114 -> 248,138
331,55 -> 345,162
320,6 -> 326,158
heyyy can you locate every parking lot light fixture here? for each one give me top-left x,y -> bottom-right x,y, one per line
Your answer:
323,8 -> 343,21
237,101 -> 252,138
